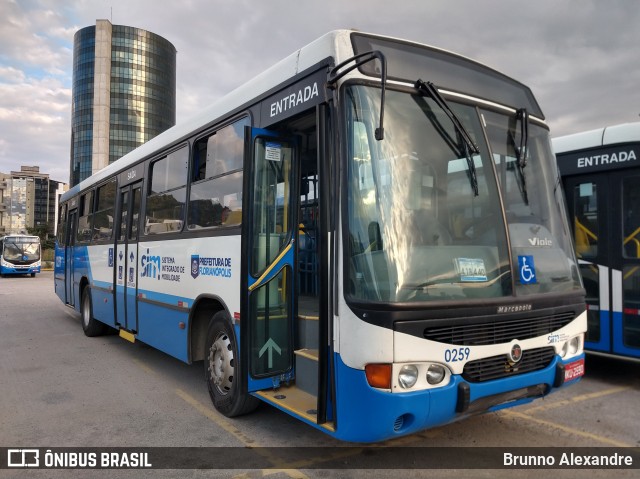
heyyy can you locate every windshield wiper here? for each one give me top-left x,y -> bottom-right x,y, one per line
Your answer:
328,51 -> 387,140
509,108 -> 529,205
415,79 -> 479,196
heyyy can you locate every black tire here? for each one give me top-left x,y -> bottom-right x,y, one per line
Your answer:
204,311 -> 259,417
81,287 -> 108,337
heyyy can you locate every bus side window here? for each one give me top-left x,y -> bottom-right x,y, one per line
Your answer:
573,182 -> 598,258
57,204 -> 67,246
93,180 -> 116,240
145,146 -> 188,235
623,177 -> 640,258
77,191 -> 93,243
188,117 -> 248,230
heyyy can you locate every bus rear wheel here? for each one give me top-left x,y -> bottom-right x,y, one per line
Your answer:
81,287 -> 108,337
204,311 -> 259,417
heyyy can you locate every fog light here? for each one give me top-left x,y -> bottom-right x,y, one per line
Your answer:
426,364 -> 446,385
398,365 -> 418,389
561,341 -> 569,358
569,336 -> 580,355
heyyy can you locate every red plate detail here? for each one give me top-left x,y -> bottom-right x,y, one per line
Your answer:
564,358 -> 585,381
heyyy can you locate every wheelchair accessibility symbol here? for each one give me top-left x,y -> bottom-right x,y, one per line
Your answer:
518,255 -> 537,284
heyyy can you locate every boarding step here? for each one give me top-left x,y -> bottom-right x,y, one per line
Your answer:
294,348 -> 318,396
255,384 -> 334,433
297,314 -> 319,351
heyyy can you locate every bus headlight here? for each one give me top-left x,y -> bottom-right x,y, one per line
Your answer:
390,363 -> 451,391
560,335 -> 581,358
426,364 -> 446,385
398,364 -> 419,389
568,336 -> 580,355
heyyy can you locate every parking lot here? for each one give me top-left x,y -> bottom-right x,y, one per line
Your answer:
1,272 -> 639,478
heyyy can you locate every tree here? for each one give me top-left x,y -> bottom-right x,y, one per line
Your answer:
26,225 -> 55,250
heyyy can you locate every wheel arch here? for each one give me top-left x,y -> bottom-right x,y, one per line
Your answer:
78,275 -> 90,309
188,294 -> 232,363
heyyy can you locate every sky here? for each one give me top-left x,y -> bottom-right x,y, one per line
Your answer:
0,0 -> 639,183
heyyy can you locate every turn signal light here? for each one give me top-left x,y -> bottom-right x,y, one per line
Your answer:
365,363 -> 392,389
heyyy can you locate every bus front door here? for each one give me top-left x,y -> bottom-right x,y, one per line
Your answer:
565,172 -> 640,358
114,182 -> 142,333
245,128 -> 298,391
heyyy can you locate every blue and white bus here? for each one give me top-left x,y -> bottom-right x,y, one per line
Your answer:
554,122 -> 640,360
1,234 -> 41,277
55,30 -> 586,442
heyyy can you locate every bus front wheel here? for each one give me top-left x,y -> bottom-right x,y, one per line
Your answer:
81,287 -> 108,337
204,311 -> 259,417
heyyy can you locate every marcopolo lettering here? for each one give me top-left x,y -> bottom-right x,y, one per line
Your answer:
497,304 -> 533,313
270,82 -> 319,118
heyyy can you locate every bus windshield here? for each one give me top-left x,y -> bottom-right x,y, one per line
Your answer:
3,237 -> 41,262
482,110 -> 581,296
345,85 -> 581,303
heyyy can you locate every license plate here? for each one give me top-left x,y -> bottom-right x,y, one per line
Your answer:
564,358 -> 585,381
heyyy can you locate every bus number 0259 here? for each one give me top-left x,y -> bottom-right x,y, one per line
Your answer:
444,347 -> 471,362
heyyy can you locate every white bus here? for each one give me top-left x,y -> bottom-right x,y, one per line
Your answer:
554,122 -> 640,360
55,30 -> 586,442
1,234 -> 41,277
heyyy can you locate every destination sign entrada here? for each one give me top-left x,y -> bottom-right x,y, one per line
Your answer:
557,145 -> 639,175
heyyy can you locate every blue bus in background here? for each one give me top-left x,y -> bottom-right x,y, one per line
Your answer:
0,235 -> 41,277
554,122 -> 640,360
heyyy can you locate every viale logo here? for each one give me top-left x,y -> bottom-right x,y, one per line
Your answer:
528,237 -> 552,246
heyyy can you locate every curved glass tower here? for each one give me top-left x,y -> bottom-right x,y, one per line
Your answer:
70,20 -> 176,186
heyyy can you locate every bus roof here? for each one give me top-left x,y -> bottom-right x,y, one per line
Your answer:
553,122 -> 640,154
63,29 -> 540,203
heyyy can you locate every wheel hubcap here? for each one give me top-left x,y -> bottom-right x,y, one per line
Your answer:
208,332 -> 234,395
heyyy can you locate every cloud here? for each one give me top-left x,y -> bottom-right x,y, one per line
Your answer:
0,71 -> 71,182
0,1 -> 72,78
0,66 -> 26,84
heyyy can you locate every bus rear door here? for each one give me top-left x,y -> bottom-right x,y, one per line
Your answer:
114,182 -> 142,333
66,209 -> 78,306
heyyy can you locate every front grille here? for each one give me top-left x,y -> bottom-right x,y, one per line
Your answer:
462,346 -> 556,383
423,312 -> 575,346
